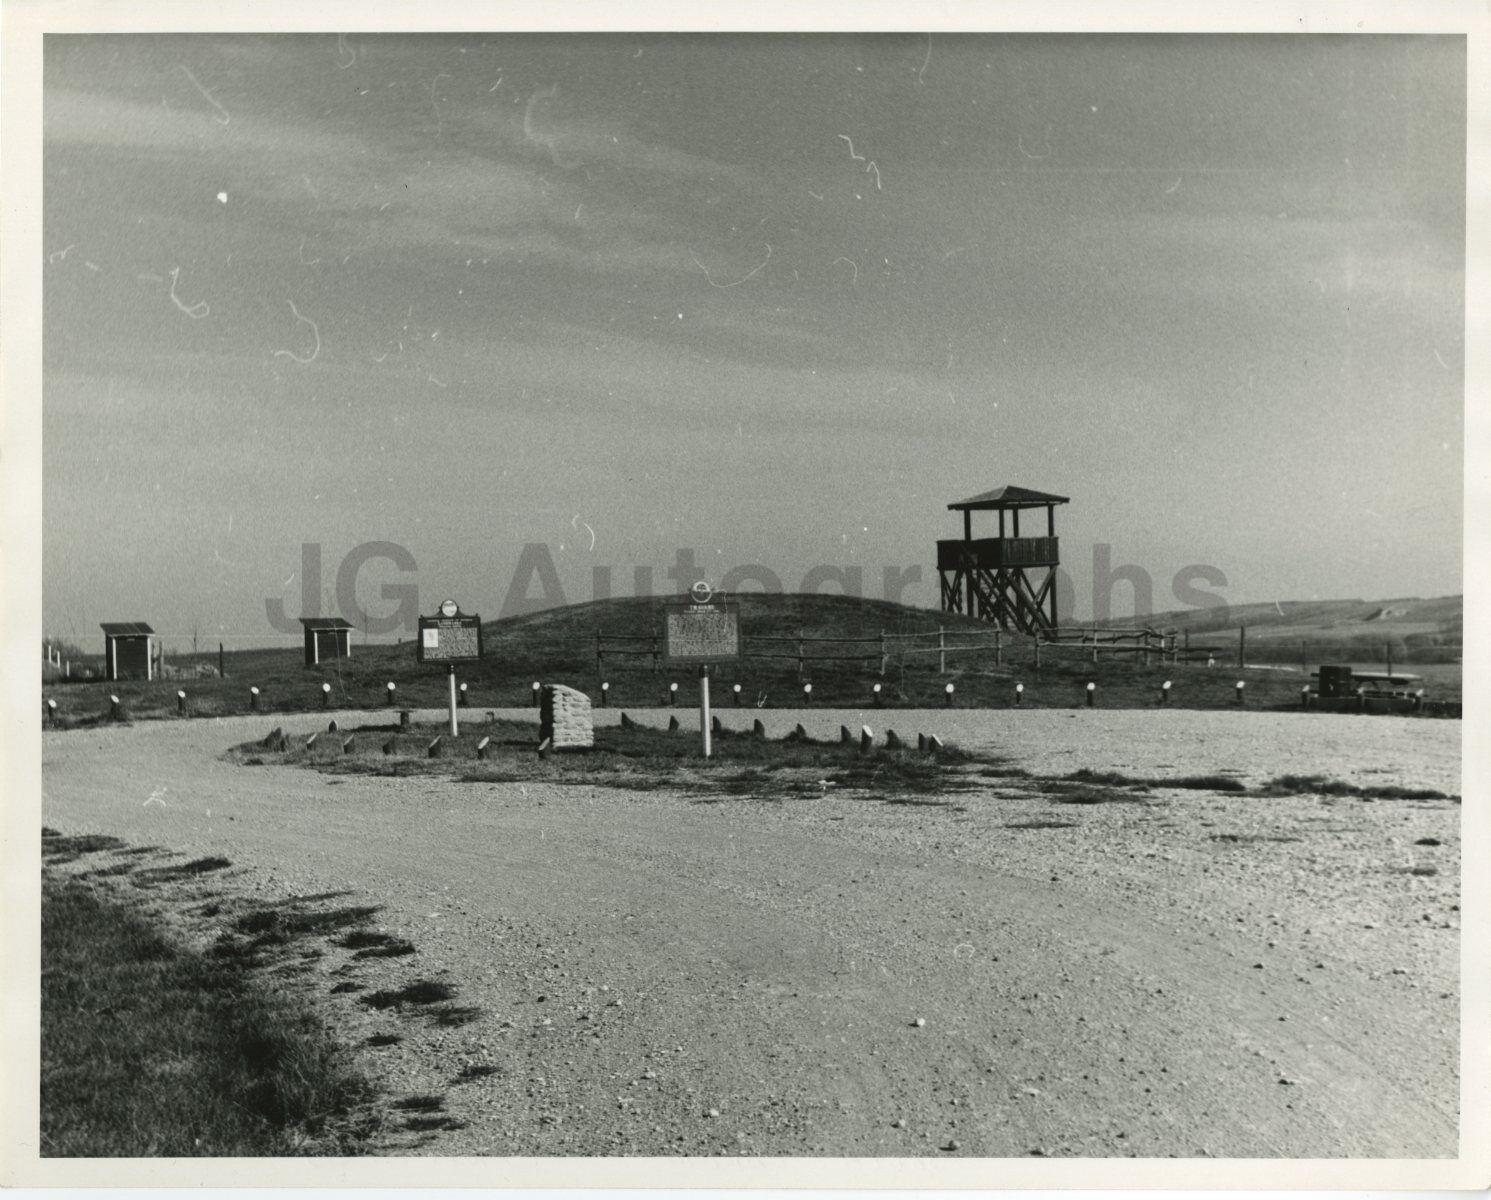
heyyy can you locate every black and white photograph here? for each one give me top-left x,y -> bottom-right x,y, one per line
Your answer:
3,0 -> 1486,1189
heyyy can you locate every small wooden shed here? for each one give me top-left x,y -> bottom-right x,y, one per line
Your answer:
101,622 -> 155,682
299,617 -> 353,667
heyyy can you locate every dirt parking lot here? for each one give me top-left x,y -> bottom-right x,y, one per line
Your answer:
40,707 -> 1460,1159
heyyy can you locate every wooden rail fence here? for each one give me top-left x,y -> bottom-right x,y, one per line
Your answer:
593,624 -> 1216,676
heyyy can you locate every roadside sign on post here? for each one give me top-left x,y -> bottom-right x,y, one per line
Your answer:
664,588 -> 741,664
665,584 -> 739,759
418,599 -> 483,664
418,600 -> 482,737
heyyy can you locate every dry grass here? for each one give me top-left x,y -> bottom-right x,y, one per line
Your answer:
41,846 -> 375,1156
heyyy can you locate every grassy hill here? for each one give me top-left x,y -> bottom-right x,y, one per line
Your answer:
43,593 -> 1462,725
1093,594 -> 1462,666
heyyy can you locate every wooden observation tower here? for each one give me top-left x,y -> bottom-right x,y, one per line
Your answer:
938,485 -> 1069,635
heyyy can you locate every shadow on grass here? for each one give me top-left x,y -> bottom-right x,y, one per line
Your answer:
41,873 -> 375,1156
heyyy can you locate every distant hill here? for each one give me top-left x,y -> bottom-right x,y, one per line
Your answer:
1092,595 -> 1462,664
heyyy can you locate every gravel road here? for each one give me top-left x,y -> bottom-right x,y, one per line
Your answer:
41,707 -> 1460,1158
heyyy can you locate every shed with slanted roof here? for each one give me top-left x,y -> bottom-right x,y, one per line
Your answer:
100,622 -> 155,682
299,617 -> 354,667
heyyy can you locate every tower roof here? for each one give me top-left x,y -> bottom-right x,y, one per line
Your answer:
948,486 -> 1069,511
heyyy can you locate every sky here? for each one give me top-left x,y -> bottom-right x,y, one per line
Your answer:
41,31 -> 1465,649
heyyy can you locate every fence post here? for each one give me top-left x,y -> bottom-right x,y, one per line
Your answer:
938,626 -> 946,675
797,629 -> 805,679
879,632 -> 887,677
1239,625 -> 1246,669
651,635 -> 660,673
219,643 -> 225,678
1033,636 -> 1041,670
596,629 -> 603,679
995,628 -> 1002,668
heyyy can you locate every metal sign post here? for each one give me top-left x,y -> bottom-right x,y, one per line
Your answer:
448,664 -> 459,737
418,599 -> 483,738
664,583 -> 739,759
699,664 -> 712,758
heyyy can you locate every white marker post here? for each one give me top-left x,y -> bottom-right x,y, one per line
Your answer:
448,665 -> 459,737
699,665 -> 712,759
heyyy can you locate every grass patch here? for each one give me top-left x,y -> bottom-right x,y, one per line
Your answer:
1063,768 -> 1246,793
233,716 -> 988,803
43,831 -> 127,862
236,904 -> 382,941
1263,774 -> 1454,801
1043,783 -> 1148,806
393,1094 -> 445,1112
404,1114 -> 468,1132
133,856 -> 235,886
338,930 -> 417,958
41,875 -> 373,1156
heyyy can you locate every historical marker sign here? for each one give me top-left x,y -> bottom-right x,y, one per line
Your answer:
418,602 -> 483,663
665,594 -> 740,664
